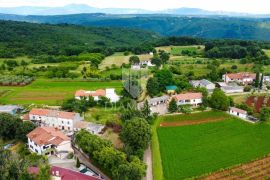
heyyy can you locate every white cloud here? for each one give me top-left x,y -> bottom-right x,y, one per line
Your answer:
0,0 -> 269,14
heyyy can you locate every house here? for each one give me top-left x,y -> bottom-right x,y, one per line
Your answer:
222,72 -> 256,85
27,127 -> 73,156
166,85 -> 177,94
75,88 -> 120,103
190,79 -> 215,92
263,76 -> 270,84
29,108 -> 83,131
74,121 -> 105,135
29,166 -> 101,180
173,92 -> 202,107
0,105 -> 21,115
229,107 -> 247,119
148,95 -> 170,106
140,60 -> 155,67
216,82 -> 244,94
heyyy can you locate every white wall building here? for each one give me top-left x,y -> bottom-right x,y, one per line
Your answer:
75,89 -> 120,103
27,127 -> 73,156
229,107 -> 248,119
29,108 -> 83,132
173,92 -> 203,107
222,73 -> 256,85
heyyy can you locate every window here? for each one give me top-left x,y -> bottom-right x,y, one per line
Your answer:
62,121 -> 64,124
35,149 -> 38,153
67,121 -> 70,125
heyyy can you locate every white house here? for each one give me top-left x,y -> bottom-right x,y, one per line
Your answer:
75,88 -> 120,103
173,92 -> 202,107
0,105 -> 21,115
263,76 -> 270,84
29,108 -> 83,132
222,72 -> 256,85
229,107 -> 247,119
27,127 -> 73,156
140,60 -> 155,67
190,79 -> 215,92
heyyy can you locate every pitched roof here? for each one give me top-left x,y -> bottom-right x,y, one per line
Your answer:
29,108 -> 77,120
173,92 -> 202,101
230,107 -> 247,115
148,95 -> 170,104
29,166 -> 100,180
75,89 -> 106,97
27,127 -> 70,146
225,73 -> 256,80
190,79 -> 214,87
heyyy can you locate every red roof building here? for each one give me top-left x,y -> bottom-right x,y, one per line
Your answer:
29,166 -> 100,180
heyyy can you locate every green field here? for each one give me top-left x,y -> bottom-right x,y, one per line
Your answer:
0,79 -> 122,105
84,107 -> 121,125
156,113 -> 270,180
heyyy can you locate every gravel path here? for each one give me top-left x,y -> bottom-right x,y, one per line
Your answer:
143,146 -> 153,180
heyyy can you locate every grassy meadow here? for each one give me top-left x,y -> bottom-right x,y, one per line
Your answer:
0,79 -> 122,105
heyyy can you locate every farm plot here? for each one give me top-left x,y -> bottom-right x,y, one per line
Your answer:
157,112 -> 270,180
201,155 -> 270,179
0,78 -> 122,105
245,96 -> 270,113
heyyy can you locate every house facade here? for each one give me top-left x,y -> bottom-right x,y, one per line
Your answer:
190,79 -> 215,92
27,127 -> 73,156
0,105 -> 21,115
173,92 -> 203,107
75,88 -> 120,103
229,107 -> 247,119
222,73 -> 256,85
29,108 -> 83,131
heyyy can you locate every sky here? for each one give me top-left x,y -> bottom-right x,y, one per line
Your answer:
0,0 -> 269,14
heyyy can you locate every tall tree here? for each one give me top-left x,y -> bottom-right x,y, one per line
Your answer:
146,77 -> 160,97
209,88 -> 229,111
120,118 -> 151,157
129,56 -> 140,65
255,72 -> 260,88
169,98 -> 178,113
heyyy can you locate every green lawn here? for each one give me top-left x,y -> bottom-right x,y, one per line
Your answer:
0,78 -> 122,105
157,116 -> 270,180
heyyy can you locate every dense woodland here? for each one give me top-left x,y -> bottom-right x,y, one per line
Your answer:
1,14 -> 270,41
0,20 -> 158,58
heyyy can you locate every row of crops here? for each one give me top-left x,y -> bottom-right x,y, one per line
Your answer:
0,75 -> 35,86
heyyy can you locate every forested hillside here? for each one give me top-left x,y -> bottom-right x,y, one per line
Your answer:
0,20 -> 158,57
1,14 -> 270,41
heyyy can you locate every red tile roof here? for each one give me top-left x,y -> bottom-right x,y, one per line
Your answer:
75,89 -> 106,97
29,166 -> 100,180
27,127 -> 70,146
29,108 -> 77,120
230,107 -> 247,115
173,92 -> 202,101
226,73 -> 256,80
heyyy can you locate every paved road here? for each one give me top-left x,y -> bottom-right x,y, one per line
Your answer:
73,144 -> 111,180
143,146 -> 153,180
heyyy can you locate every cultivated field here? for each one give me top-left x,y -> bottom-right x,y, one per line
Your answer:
154,111 -> 270,180
0,79 -> 122,105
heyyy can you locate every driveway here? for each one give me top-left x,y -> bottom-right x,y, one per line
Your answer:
151,104 -> 168,115
143,146 -> 153,180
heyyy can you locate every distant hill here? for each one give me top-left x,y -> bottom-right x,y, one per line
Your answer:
0,4 -> 268,16
0,20 -> 159,57
1,14 -> 270,41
